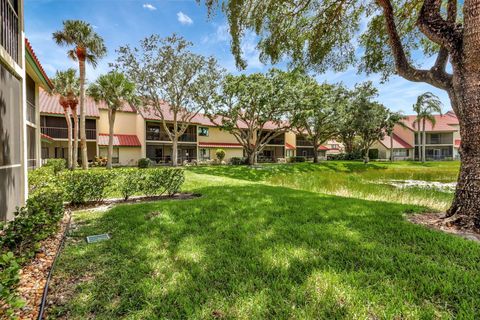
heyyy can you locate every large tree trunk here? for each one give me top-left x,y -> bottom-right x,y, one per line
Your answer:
247,150 -> 256,165
78,57 -> 88,170
446,2 -> 480,228
312,144 -> 319,163
72,105 -> 79,168
107,109 -> 116,169
63,108 -> 73,169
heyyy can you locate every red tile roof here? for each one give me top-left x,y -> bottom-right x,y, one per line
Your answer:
198,142 -> 243,148
97,99 -> 137,113
139,104 -> 284,130
25,38 -> 54,90
318,145 -> 329,151
379,133 -> 413,149
402,113 -> 459,132
40,89 -> 100,117
98,134 -> 141,147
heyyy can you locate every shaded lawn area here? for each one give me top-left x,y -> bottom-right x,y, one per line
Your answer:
48,172 -> 479,319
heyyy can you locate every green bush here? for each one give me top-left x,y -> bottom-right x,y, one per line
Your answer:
289,156 -> 306,163
1,166 -> 65,317
216,149 -> 226,162
140,168 -> 185,197
0,252 -> 24,318
61,170 -> 114,204
138,158 -> 151,168
230,157 -> 246,165
44,158 -> 66,174
115,168 -> 142,200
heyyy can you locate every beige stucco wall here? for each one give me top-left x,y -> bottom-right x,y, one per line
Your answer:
99,146 -> 141,166
42,141 -> 97,162
98,109 -> 138,135
198,126 -> 240,144
200,147 -> 244,161
285,131 -> 296,147
137,114 -> 146,158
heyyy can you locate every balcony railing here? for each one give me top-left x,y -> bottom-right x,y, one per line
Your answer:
26,101 -> 36,124
1,0 -> 19,62
296,139 -> 312,147
41,127 -> 96,140
146,131 -> 196,142
148,156 -> 197,165
266,138 -> 285,145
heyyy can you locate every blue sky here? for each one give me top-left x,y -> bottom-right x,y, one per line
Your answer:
25,0 -> 451,114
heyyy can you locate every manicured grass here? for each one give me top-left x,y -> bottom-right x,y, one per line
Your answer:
47,162 -> 480,319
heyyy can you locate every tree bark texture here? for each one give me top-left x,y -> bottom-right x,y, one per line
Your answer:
107,109 -> 116,169
79,57 -> 88,170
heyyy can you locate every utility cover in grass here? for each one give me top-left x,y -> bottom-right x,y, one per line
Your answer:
86,234 -> 110,244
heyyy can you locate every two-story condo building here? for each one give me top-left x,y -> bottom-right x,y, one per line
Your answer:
371,112 -> 461,161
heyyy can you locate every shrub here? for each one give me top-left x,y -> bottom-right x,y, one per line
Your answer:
216,149 -> 226,163
61,170 -> 114,204
138,158 -> 151,168
230,157 -> 246,165
44,158 -> 66,174
115,168 -> 142,200
0,252 -> 24,318
327,151 -> 363,161
140,168 -> 185,197
289,156 -> 306,163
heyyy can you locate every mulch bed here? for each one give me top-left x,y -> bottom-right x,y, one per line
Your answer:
13,212 -> 71,320
407,212 -> 480,243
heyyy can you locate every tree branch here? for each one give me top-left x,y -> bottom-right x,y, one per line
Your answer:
417,0 -> 462,52
376,0 -> 452,90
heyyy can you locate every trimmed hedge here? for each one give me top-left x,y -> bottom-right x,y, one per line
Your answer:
43,158 -> 66,174
138,158 -> 151,168
61,170 -> 115,205
62,167 -> 185,204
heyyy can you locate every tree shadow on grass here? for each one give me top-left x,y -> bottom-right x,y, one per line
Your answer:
48,184 -> 480,319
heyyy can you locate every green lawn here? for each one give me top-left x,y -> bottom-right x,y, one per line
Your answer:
47,161 -> 480,319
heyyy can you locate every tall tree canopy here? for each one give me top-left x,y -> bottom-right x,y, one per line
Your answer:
292,81 -> 343,163
113,34 -> 224,166
204,69 -> 300,165
53,20 -> 107,170
201,0 -> 480,228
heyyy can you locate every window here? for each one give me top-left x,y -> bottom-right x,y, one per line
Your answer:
99,148 -> 119,163
42,147 -> 49,159
200,148 -> 210,160
198,127 -> 209,136
330,144 -> 339,149
393,149 -> 408,157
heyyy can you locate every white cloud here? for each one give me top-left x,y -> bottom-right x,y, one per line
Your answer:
142,3 -> 156,11
177,12 -> 193,25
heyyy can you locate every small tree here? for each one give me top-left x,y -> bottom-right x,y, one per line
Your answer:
215,149 -> 226,163
412,92 -> 443,162
204,70 -> 299,165
53,20 -> 107,170
292,81 -> 342,163
113,34 -> 223,166
50,69 -> 80,170
88,71 -> 137,169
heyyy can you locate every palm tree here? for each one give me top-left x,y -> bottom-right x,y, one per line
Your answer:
385,111 -> 407,161
413,92 -> 443,162
50,69 -> 80,170
88,72 -> 137,169
53,20 -> 107,170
